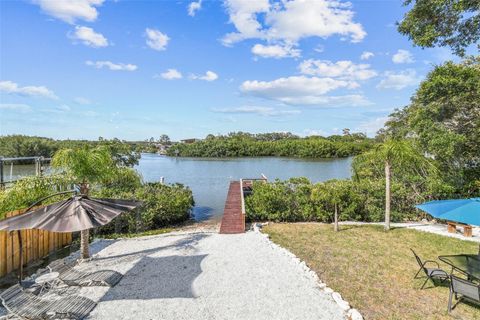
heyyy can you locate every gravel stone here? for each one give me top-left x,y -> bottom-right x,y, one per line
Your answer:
76,231 -> 345,320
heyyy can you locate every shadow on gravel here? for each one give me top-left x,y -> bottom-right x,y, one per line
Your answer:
93,233 -> 210,264
101,254 -> 207,300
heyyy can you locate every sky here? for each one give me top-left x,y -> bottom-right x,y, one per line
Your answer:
0,0 -> 461,141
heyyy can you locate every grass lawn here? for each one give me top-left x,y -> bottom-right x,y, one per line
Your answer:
263,223 -> 480,320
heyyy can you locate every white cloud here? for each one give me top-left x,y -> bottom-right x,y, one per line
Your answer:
392,49 -> 414,64
33,0 -> 104,24
0,103 -> 32,113
304,128 -> 329,136
188,0 -> 202,16
377,69 -> 420,90
314,45 -> 325,53
360,51 -> 374,60
222,0 -> 366,49
222,0 -> 270,45
241,76 -> 354,97
212,105 -> 300,117
71,26 -> 108,48
277,94 -> 372,107
356,116 -> 389,137
191,70 -> 218,81
240,76 -> 369,106
0,80 -> 58,99
58,104 -> 71,111
85,60 -> 138,71
298,59 -> 377,80
74,97 -> 91,105
158,69 -> 183,80
251,44 -> 301,58
145,28 -> 169,51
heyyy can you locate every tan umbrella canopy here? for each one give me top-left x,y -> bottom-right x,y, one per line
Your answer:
0,194 -> 141,281
0,195 -> 142,232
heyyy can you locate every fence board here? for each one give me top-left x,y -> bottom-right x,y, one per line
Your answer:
0,208 -> 72,278
0,231 -> 6,275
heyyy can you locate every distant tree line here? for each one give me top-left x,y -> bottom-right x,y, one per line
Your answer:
167,132 -> 374,158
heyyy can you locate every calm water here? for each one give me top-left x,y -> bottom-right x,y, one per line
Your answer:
1,163 -> 51,183
2,155 -> 352,220
135,154 -> 352,221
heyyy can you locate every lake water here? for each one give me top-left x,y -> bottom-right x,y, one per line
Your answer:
135,154 -> 352,221
1,155 -> 352,221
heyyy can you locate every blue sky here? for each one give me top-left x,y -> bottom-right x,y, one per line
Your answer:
0,0 -> 460,141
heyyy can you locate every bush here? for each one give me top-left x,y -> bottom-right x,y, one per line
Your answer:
245,177 -> 420,223
0,174 -> 73,218
135,182 -> 194,230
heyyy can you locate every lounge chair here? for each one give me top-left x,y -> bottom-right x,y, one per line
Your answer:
448,275 -> 480,312
411,248 -> 449,289
0,284 -> 96,319
48,259 -> 123,287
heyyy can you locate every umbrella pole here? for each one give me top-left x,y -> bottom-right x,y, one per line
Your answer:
17,230 -> 23,282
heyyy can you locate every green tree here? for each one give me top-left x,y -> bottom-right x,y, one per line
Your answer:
52,146 -> 116,259
158,134 -> 171,146
398,0 -> 480,56
97,137 -> 141,167
381,58 -> 480,194
324,181 -> 343,231
355,139 -> 432,230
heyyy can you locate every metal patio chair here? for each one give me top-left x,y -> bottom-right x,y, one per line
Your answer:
48,259 -> 123,287
448,275 -> 480,312
411,248 -> 449,289
0,284 -> 96,319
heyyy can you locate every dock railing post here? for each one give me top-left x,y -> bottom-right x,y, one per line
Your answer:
0,157 -> 4,189
240,179 -> 246,231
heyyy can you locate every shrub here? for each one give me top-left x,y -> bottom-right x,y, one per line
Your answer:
0,174 -> 73,218
135,182 -> 194,230
245,177 -> 420,223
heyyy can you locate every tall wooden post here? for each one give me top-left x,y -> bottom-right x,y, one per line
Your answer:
18,231 -> 23,282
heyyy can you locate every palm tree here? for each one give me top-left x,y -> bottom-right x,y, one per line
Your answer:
356,139 -> 431,231
52,146 -> 115,259
325,180 -> 343,232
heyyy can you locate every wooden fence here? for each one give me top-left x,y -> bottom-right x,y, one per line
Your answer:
0,208 -> 72,278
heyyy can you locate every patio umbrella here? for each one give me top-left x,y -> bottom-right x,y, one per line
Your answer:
0,195 -> 142,232
0,194 -> 142,280
415,198 -> 480,226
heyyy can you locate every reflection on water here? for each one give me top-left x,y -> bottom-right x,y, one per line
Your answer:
135,154 -> 352,221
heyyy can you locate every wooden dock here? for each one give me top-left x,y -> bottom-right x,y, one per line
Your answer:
219,176 -> 267,234
219,181 -> 245,234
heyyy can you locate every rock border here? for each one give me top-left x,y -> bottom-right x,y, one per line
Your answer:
252,223 -> 363,320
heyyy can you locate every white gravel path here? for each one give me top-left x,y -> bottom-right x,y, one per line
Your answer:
70,231 -> 346,320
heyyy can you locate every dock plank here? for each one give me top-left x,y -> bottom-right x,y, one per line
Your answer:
219,181 -> 245,234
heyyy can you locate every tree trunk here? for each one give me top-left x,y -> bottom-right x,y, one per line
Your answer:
385,160 -> 391,231
334,202 -> 339,232
80,183 -> 90,259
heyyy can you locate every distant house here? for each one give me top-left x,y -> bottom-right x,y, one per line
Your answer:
180,138 -> 199,144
